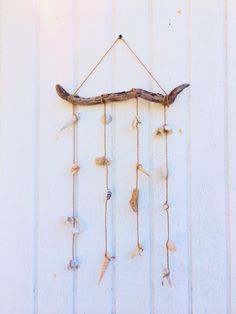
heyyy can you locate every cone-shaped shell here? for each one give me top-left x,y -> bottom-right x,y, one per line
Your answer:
98,254 -> 114,284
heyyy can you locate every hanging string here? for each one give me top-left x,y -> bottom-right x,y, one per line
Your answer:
162,96 -> 171,286
73,37 -> 120,96
135,97 -> 141,248
120,37 -> 167,95
67,104 -> 81,270
98,98 -> 114,284
103,99 -> 109,256
72,35 -> 167,97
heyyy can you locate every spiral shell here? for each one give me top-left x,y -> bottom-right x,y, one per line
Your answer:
98,254 -> 115,284
129,188 -> 139,212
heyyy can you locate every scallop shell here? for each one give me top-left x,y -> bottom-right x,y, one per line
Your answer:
70,164 -> 80,174
130,244 -> 143,258
98,254 -> 115,284
101,114 -> 112,125
129,188 -> 139,212
137,164 -> 150,176
166,240 -> 176,252
95,156 -> 111,166
159,165 -> 169,180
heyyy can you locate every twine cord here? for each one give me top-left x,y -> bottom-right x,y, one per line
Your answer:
72,35 -> 166,97
135,97 -> 140,246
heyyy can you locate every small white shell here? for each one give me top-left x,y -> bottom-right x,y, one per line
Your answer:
60,113 -> 80,131
68,258 -> 80,270
101,114 -> 112,125
62,216 -> 78,225
162,202 -> 170,211
130,244 -> 143,258
70,164 -> 80,174
71,227 -> 82,235
166,240 -> 176,252
132,115 -> 141,129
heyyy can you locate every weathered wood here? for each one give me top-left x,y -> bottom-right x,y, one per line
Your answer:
56,83 -> 189,106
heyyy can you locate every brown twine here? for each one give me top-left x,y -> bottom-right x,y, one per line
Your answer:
72,104 -> 77,261
72,35 -> 167,96
162,95 -> 171,284
135,97 -> 141,247
102,98 -> 109,256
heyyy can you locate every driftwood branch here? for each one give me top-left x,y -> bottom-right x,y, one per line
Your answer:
55,83 -> 189,106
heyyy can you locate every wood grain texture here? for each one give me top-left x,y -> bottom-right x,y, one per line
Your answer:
55,84 -> 189,106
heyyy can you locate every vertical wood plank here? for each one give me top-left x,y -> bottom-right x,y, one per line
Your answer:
190,1 -> 228,313
37,0 -> 75,312
151,1 -> 190,313
114,1 -> 152,313
0,0 -> 37,313
227,0 -> 236,313
75,1 -> 114,313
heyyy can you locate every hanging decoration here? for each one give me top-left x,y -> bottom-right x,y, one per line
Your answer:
56,34 -> 189,285
96,98 -> 115,284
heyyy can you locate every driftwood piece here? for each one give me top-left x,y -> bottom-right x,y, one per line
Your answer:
55,84 -> 189,106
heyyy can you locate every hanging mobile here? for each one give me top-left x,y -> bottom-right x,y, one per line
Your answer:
96,98 -> 115,284
56,34 -> 189,284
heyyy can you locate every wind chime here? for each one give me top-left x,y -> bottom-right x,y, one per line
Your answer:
57,35 -> 189,285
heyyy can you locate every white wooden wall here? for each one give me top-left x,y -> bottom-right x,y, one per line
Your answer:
0,0 -> 235,313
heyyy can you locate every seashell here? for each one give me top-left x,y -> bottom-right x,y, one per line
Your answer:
155,124 -> 172,136
60,113 -> 80,131
71,227 -> 82,235
106,189 -> 112,200
159,165 -> 169,180
98,254 -> 115,284
166,240 -> 176,252
68,258 -> 80,270
162,268 -> 172,287
132,115 -> 142,129
162,202 -> 169,211
131,243 -> 143,258
163,124 -> 172,134
70,164 -> 80,175
95,156 -> 111,166
101,114 -> 112,125
62,216 -> 78,225
129,188 -> 139,212
137,164 -> 150,176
